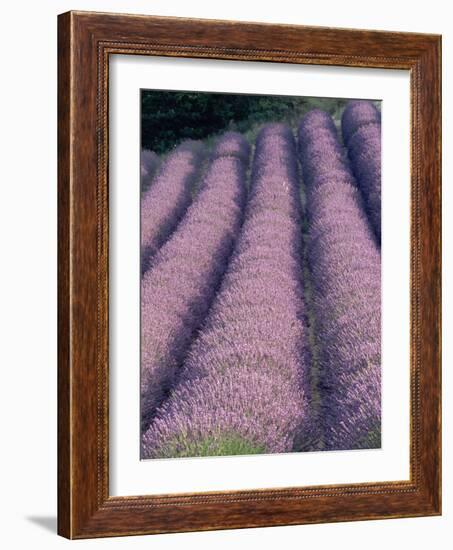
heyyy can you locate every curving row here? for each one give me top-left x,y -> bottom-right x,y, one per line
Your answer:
140,140 -> 205,275
140,132 -> 250,434
142,124 -> 314,459
342,100 -> 381,244
298,109 -> 381,451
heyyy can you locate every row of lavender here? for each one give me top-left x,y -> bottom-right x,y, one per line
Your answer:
342,101 -> 382,244
140,141 -> 205,275
141,133 -> 250,431
140,101 -> 381,456
299,110 -> 381,450
143,124 -> 314,458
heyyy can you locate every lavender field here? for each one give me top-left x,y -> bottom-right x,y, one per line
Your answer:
140,96 -> 381,459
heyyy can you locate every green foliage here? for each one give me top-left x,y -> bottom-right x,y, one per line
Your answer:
141,91 -> 250,154
157,433 -> 266,458
141,90 -> 380,154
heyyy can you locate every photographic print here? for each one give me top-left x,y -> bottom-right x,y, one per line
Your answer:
139,90 -> 382,460
58,13 -> 441,537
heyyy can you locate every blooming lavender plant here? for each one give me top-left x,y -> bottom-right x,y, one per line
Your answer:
140,149 -> 160,193
141,140 -> 205,275
298,109 -> 381,451
342,101 -> 381,243
341,100 -> 381,146
140,133 -> 249,434
210,131 -> 251,164
142,123 -> 313,459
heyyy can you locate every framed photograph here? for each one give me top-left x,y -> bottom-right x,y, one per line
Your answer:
58,11 -> 441,539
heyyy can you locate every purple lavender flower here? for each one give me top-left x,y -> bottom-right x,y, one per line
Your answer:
141,140 -> 205,275
142,124 -> 313,459
210,131 -> 251,164
140,133 -> 249,434
298,109 -> 381,451
341,100 -> 381,146
140,149 -> 160,193
342,101 -> 381,242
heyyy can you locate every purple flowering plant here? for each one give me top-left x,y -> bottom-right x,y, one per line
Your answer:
298,109 -> 381,450
142,124 -> 314,458
140,133 -> 249,434
139,100 -> 382,459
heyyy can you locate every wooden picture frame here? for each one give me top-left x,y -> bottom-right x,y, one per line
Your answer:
58,10 -> 441,539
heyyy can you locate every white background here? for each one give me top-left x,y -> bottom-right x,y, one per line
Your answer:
0,0 -> 450,548
110,57 -> 410,495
